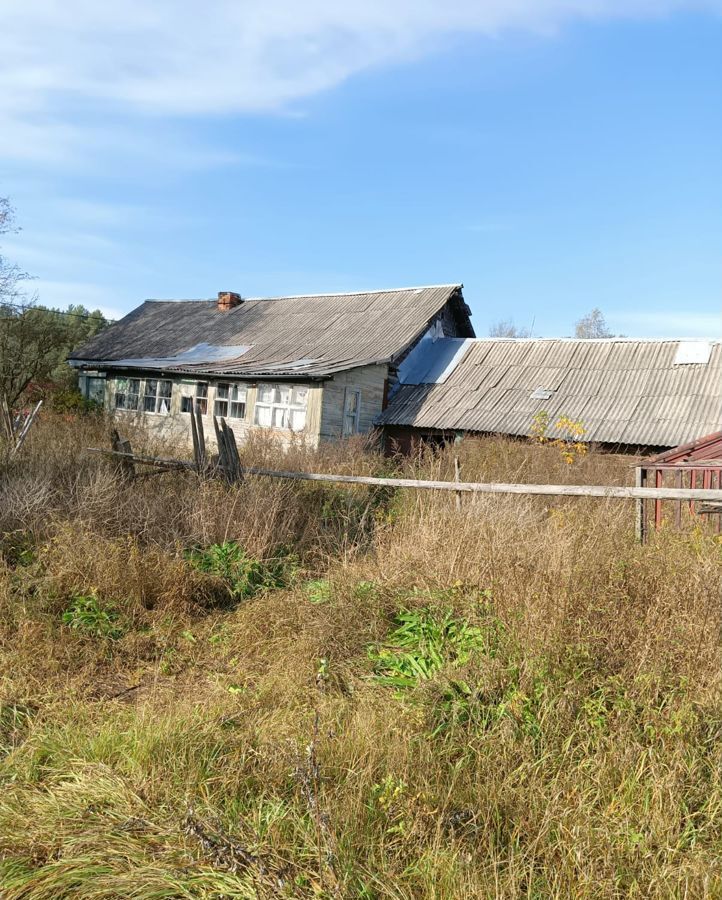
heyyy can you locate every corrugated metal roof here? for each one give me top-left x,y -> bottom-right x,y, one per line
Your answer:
378,338 -> 722,448
70,285 -> 471,378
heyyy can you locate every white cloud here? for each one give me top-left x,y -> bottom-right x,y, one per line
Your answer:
612,309 -> 722,338
1,1 -> 721,126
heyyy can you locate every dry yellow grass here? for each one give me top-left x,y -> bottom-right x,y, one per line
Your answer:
1,412 -> 721,898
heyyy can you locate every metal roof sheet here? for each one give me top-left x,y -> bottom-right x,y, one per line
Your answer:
70,285 -> 471,378
379,337 -> 722,448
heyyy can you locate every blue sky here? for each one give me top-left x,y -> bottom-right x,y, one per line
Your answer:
1,1 -> 721,337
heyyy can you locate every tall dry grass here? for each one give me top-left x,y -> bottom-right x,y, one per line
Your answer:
1,411 -> 721,898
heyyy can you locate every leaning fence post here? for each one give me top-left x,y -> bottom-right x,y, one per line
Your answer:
635,466 -> 646,543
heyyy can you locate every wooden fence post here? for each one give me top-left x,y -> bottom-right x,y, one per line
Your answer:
454,456 -> 462,511
635,466 -> 646,543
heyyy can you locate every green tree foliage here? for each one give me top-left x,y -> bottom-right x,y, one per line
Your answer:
0,196 -> 108,406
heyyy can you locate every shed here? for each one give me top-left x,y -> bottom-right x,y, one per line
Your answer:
379,337 -> 722,452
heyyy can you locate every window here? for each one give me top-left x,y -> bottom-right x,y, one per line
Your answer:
84,376 -> 105,407
342,389 -> 361,436
143,379 -> 172,414
214,383 -> 247,419
114,377 -> 141,410
254,383 -> 308,431
180,382 -> 208,414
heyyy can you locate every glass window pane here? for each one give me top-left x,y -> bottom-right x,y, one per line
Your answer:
272,406 -> 288,428
258,384 -> 274,403
290,408 -> 306,431
197,383 -> 208,398
217,383 -> 229,399
292,386 -> 308,407
229,401 -> 246,419
181,396 -> 192,413
255,404 -> 271,427
277,385 -> 290,405
159,380 -> 172,399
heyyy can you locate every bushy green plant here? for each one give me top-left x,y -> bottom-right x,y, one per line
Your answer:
61,594 -> 124,640
186,541 -> 288,600
368,607 -> 485,690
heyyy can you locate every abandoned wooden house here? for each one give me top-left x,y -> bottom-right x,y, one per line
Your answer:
69,285 -> 474,447
378,337 -> 722,454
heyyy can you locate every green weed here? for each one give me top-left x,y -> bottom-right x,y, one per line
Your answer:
368,607 -> 486,691
186,541 -> 288,600
61,594 -> 124,640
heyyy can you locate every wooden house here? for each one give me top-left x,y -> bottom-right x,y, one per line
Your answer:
69,285 -> 474,448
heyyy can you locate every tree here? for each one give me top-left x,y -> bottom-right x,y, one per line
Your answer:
489,318 -> 531,338
0,197 -> 27,307
0,197 -> 108,406
574,308 -> 613,339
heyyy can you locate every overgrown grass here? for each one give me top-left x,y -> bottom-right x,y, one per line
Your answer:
0,412 -> 721,898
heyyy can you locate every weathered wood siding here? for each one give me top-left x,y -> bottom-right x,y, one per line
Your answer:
319,364 -> 388,441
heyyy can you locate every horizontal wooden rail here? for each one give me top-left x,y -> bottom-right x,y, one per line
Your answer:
243,467 -> 722,502
87,449 -> 722,502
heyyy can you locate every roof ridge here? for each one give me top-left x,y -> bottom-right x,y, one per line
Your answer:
143,284 -> 462,304
475,337 -> 719,344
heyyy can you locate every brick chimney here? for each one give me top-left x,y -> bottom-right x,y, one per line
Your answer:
217,291 -> 243,311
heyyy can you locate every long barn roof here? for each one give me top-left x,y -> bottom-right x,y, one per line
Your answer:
70,285 -> 470,378
379,338 -> 722,448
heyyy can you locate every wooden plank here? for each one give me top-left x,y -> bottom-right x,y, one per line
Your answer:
654,468 -> 663,530
10,400 -> 42,456
221,419 -> 243,482
190,405 -> 201,470
194,401 -> 206,470
85,449 -> 722,502
454,455 -> 462,512
634,467 -> 646,543
240,466 -> 722,501
1,395 -> 13,441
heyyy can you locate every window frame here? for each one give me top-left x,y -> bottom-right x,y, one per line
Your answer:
142,378 -> 173,415
84,376 -> 106,407
180,382 -> 208,415
253,383 -> 308,432
114,376 -> 141,411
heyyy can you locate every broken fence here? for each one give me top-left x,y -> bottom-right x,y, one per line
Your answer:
87,411 -> 722,544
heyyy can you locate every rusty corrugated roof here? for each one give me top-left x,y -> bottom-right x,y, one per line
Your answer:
378,338 -> 722,448
70,285 -> 471,378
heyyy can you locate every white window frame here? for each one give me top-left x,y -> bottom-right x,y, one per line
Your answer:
142,378 -> 173,415
342,388 -> 361,436
114,377 -> 141,411
180,382 -> 208,415
254,383 -> 308,432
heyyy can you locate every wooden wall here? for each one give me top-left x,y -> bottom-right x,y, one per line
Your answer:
318,364 -> 388,441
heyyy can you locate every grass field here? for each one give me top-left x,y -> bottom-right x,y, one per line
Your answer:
1,414 -> 721,898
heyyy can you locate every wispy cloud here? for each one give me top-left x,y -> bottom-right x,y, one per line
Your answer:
1,0 -> 721,167
612,309 -> 722,338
